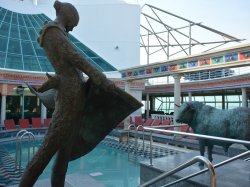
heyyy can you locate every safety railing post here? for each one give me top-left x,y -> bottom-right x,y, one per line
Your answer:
15,130 -> 27,170
150,131 -> 153,166
15,130 -> 35,173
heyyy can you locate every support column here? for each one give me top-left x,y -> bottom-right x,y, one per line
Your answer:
167,76 -> 169,84
1,95 -> 6,125
20,94 -> 25,119
188,92 -> 192,102
146,93 -> 150,119
173,74 -> 181,125
222,93 -> 225,109
41,104 -> 47,125
241,87 -> 247,108
124,82 -> 131,129
151,96 -> 155,111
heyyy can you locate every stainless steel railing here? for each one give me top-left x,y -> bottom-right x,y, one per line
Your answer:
15,130 -> 35,173
140,155 -> 216,187
143,127 -> 250,166
134,124 -> 189,158
127,124 -> 189,161
163,150 -> 250,187
138,126 -> 250,187
127,124 -> 138,161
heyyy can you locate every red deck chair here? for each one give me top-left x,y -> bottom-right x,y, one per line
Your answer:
138,118 -> 153,131
150,119 -> 161,133
177,125 -> 196,140
130,116 -> 133,124
179,124 -> 189,132
161,119 -> 174,136
134,116 -> 143,127
4,119 -> 16,130
44,118 -> 51,127
31,117 -> 42,128
151,119 -> 161,126
19,119 -> 30,129
143,118 -> 153,127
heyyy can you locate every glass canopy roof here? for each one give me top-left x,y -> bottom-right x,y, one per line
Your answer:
0,7 -> 117,72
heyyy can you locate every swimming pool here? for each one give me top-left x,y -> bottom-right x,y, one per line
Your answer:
0,138 -> 140,187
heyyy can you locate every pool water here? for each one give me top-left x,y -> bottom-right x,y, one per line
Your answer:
2,139 -> 140,187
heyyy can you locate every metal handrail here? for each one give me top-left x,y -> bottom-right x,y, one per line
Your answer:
127,124 -> 138,161
127,124 -> 136,144
15,130 -> 27,169
135,124 -> 189,159
144,127 -> 250,145
16,130 -> 35,173
139,155 -> 216,187
164,150 -> 250,187
136,125 -> 145,154
139,127 -> 250,187
144,127 -> 250,165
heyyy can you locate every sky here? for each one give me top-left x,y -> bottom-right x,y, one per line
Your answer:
132,0 -> 250,64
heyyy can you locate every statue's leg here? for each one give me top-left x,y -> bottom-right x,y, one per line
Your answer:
51,141 -> 73,187
19,120 -> 73,187
207,144 -> 213,162
224,145 -> 229,157
199,140 -> 205,157
199,140 -> 205,167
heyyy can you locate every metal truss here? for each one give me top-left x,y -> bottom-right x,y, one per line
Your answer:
140,4 -> 245,64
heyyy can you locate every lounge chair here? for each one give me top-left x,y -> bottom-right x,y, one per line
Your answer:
161,119 -> 174,135
4,119 -> 16,130
134,116 -> 143,127
137,118 -> 153,131
19,119 -> 30,129
151,119 -> 161,126
44,118 -> 51,127
31,117 -> 42,128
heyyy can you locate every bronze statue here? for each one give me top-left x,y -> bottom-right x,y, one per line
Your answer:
20,1 -> 142,186
176,101 -> 250,165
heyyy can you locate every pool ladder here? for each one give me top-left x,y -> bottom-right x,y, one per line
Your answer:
15,130 -> 35,174
127,124 -> 140,162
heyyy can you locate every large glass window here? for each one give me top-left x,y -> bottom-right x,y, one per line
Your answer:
3,11 -> 11,23
10,24 -> 19,39
0,7 -> 115,72
8,39 -> 21,54
226,95 -> 241,109
27,15 -> 40,28
38,57 -> 54,72
5,54 -> 23,69
33,15 -> 43,28
0,36 -> 7,52
0,52 -> 5,67
0,8 -> 7,21
12,12 -> 18,25
18,14 -> 25,27
0,22 -> 10,37
23,15 -> 32,27
27,28 -> 38,41
32,41 -> 45,56
154,96 -> 175,114
21,41 -> 35,56
152,94 -> 243,113
19,27 -> 30,40
23,56 -> 41,71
